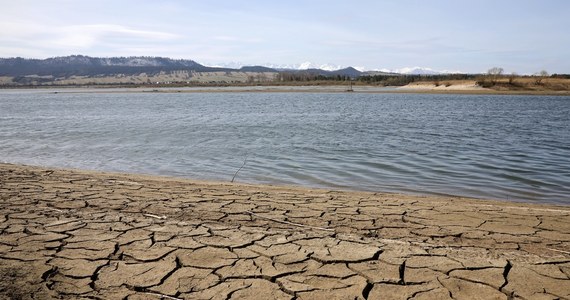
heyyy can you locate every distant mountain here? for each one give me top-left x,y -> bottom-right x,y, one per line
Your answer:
362,70 -> 400,76
286,62 -> 346,71
208,64 -> 363,78
396,67 -> 442,75
0,55 -> 363,79
208,61 -> 347,72
279,67 -> 363,79
238,66 -> 278,72
209,61 -> 463,75
373,67 -> 462,75
329,67 -> 362,77
0,55 -> 229,77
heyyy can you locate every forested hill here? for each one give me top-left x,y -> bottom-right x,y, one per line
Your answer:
0,55 -> 368,78
0,55 -> 231,77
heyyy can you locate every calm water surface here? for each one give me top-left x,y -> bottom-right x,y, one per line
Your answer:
1,90 -> 569,204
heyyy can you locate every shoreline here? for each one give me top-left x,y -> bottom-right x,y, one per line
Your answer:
2,162 -> 568,208
2,162 -> 564,206
3,162 -> 566,206
2,84 -> 570,96
1,163 -> 569,299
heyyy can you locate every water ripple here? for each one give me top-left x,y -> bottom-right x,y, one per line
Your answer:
1,91 -> 569,204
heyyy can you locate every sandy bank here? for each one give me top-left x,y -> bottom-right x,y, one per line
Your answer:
1,163 -> 569,299
397,80 -> 570,96
398,80 -> 485,91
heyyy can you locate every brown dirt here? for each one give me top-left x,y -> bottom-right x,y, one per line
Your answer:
1,163 -> 569,299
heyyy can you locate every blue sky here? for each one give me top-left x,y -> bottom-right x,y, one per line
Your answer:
1,0 -> 569,73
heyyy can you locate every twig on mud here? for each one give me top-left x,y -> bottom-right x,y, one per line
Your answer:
143,213 -> 167,220
547,248 -> 570,255
43,207 -> 65,213
245,211 -> 334,231
143,292 -> 184,300
231,155 -> 249,183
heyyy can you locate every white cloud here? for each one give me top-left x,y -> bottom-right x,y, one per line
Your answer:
212,36 -> 263,44
52,24 -> 179,48
0,21 -> 180,57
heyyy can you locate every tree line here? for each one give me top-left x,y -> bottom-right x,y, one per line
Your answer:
476,67 -> 555,87
357,74 -> 477,86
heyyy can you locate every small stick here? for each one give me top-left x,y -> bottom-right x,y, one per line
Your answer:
44,207 -> 65,213
246,211 -> 334,231
143,213 -> 167,220
45,219 -> 82,227
143,292 -> 184,300
231,155 -> 249,183
547,248 -> 570,255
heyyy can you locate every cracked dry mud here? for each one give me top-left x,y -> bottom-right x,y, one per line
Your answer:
1,164 -> 569,300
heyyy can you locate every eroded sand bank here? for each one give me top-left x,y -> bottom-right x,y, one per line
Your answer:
1,163 -> 569,299
398,81 -> 484,91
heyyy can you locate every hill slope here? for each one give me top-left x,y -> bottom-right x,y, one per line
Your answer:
0,55 -> 231,78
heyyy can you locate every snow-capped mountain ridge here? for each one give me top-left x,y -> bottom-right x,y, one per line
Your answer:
379,66 -> 463,75
207,61 -> 348,71
206,61 -> 460,74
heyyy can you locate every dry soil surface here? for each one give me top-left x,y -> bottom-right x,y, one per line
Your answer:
1,164 -> 569,299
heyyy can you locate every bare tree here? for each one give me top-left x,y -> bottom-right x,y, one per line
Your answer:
535,70 -> 548,85
487,67 -> 504,76
487,67 -> 504,85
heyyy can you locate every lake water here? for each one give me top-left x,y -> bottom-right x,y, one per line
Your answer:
1,90 -> 569,204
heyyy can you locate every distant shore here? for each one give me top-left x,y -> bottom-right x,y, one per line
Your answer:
1,163 -> 569,299
2,83 -> 570,96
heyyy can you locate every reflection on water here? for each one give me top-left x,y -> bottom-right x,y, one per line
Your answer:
1,91 -> 569,204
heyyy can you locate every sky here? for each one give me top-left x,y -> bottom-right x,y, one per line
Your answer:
1,0 -> 569,74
